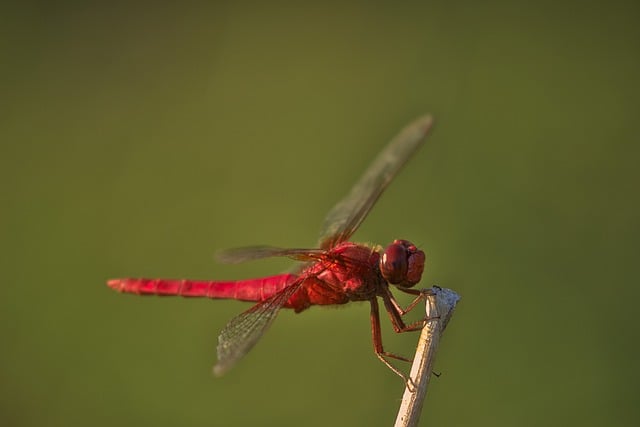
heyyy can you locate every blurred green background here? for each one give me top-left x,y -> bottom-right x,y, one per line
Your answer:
1,1 -> 639,426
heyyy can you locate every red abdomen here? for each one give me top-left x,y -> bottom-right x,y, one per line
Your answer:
107,274 -> 298,303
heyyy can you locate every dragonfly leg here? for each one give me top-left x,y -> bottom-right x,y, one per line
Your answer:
369,290 -> 440,387
382,287 -> 440,332
370,298 -> 414,387
392,287 -> 435,314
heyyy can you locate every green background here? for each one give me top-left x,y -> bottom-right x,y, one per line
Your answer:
2,1 -> 638,426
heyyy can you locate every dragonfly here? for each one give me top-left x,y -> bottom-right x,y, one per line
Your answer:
108,114 -> 435,381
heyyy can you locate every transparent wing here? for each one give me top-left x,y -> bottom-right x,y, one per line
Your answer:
212,277 -> 305,376
216,246 -> 325,264
318,114 -> 434,249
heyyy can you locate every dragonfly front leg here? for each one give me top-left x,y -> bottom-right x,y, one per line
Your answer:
381,286 -> 434,333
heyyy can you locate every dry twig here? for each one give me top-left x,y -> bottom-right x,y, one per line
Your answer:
394,286 -> 461,427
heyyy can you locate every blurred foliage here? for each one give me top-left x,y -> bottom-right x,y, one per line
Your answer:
1,1 -> 639,426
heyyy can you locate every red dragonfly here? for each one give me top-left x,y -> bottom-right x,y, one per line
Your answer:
108,114 -> 435,380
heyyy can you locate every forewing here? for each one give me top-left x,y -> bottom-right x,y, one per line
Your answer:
318,115 -> 434,249
213,276 -> 304,376
216,246 -> 325,264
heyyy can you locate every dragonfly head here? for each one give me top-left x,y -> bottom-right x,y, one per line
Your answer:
379,239 -> 425,287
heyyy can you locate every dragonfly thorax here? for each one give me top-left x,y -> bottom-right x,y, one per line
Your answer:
379,239 -> 425,288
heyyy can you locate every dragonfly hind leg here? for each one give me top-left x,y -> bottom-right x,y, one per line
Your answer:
369,297 -> 412,385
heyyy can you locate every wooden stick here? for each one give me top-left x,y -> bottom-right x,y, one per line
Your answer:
394,286 -> 461,427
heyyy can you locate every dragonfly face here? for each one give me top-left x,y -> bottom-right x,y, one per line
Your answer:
379,239 -> 425,287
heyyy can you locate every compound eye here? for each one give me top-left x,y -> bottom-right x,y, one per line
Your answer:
379,240 -> 425,287
380,243 -> 408,285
